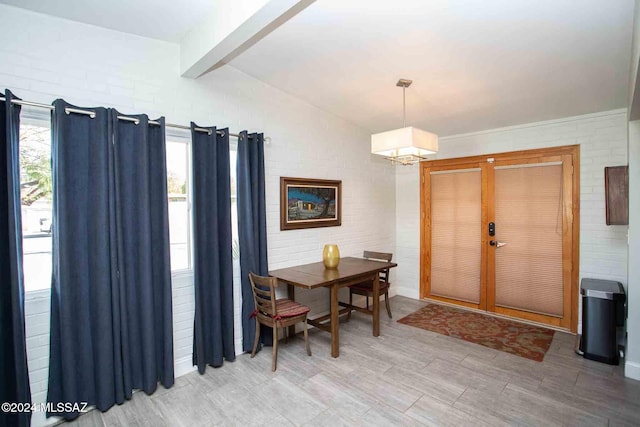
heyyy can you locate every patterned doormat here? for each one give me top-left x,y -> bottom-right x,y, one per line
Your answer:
397,303 -> 555,361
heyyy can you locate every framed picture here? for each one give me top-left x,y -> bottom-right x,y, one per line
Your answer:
280,177 -> 342,230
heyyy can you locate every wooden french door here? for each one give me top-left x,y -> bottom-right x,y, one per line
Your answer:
420,146 -> 579,331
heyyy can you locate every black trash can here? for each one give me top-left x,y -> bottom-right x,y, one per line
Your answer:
578,278 -> 626,365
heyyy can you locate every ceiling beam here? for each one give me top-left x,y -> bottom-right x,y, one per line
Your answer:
180,0 -> 315,79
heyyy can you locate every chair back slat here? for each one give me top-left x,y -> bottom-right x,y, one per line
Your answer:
249,272 -> 278,316
363,251 -> 392,262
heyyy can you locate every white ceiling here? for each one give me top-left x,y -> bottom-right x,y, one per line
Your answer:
0,0 -> 215,42
2,0 -> 635,136
229,0 -> 635,135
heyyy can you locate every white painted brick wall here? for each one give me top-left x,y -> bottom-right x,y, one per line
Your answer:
395,110 -> 629,331
0,5 -> 395,426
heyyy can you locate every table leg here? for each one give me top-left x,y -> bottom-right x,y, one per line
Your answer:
330,284 -> 339,357
372,273 -> 380,337
287,284 -> 296,339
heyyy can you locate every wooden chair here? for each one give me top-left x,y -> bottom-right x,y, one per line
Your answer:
347,251 -> 393,320
249,272 -> 312,371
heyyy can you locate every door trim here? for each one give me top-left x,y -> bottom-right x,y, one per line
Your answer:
419,145 -> 580,332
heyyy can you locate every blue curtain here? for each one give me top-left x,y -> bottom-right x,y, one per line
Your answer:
47,100 -> 116,419
237,131 -> 270,352
111,111 -> 174,391
191,124 -> 235,373
0,90 -> 31,427
47,102 -> 174,420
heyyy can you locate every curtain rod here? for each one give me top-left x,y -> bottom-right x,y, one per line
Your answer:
0,96 -> 263,139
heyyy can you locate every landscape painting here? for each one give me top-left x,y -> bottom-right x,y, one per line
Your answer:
280,177 -> 342,230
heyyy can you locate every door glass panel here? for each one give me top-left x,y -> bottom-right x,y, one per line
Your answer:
494,163 -> 563,317
430,169 -> 482,303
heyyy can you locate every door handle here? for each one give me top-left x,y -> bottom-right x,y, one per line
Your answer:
489,241 -> 507,248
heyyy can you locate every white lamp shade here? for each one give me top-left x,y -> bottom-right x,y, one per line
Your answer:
371,126 -> 438,157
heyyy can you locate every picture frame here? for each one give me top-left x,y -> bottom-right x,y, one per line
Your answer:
280,177 -> 342,230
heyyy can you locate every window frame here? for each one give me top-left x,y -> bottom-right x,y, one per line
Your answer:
19,107 -> 53,298
166,128 -> 193,274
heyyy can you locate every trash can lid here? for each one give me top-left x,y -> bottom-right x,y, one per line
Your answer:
581,279 -> 625,300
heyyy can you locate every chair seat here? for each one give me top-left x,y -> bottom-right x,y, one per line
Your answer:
349,281 -> 390,293
274,299 -> 310,318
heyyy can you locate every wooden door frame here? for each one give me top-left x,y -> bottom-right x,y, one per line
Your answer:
419,145 -> 580,332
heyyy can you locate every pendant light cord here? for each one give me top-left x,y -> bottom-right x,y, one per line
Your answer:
402,86 -> 406,128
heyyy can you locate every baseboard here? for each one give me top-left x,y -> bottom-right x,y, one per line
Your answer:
174,355 -> 197,378
626,360 -> 640,380
394,287 -> 420,300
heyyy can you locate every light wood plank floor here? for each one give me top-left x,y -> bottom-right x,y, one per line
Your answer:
65,296 -> 640,426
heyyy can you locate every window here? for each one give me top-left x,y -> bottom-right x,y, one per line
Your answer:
230,149 -> 239,260
166,135 -> 239,272
166,138 -> 191,271
20,119 -> 53,293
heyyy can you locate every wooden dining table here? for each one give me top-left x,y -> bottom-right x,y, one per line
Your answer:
269,256 -> 397,358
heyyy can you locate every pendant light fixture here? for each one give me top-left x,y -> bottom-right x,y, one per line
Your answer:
371,79 -> 438,165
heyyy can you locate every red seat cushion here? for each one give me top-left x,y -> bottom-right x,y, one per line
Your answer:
349,281 -> 390,293
274,299 -> 310,318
